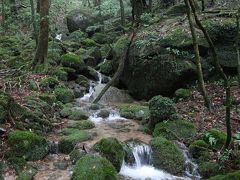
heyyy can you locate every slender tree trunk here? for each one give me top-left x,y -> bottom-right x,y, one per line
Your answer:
184,0 -> 211,110
189,0 -> 232,149
119,0 -> 125,26
1,0 -> 5,28
236,9 -> 240,86
201,0 -> 205,11
32,0 -> 50,70
37,0 -> 40,13
148,0 -> 152,12
93,31 -> 135,103
30,0 -> 38,45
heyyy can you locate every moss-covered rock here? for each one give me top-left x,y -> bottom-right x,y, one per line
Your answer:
53,68 -> 68,81
99,60 -> 113,75
7,157 -> 27,174
198,161 -> 221,178
75,75 -> 90,88
61,52 -> 87,73
203,129 -> 227,149
208,171 -> 240,180
165,3 -> 187,16
118,104 -> 149,120
174,88 -> 192,100
40,77 -> 59,90
68,108 -> 89,120
189,140 -> 210,160
59,129 -> 92,154
97,110 -> 110,118
93,138 -> 124,172
7,131 -> 49,161
150,137 -> 184,175
92,33 -> 109,44
54,87 -> 75,104
149,95 -> 177,129
71,155 -> 117,180
16,167 -> 37,180
38,94 -> 57,105
69,149 -> 87,164
86,47 -> 102,66
153,120 -> 196,141
68,120 -> 95,130
82,38 -> 97,47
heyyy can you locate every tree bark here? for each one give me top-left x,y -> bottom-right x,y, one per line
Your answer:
32,0 -> 50,70
119,0 -> 125,26
189,0 -> 232,149
1,0 -> 5,28
36,0 -> 40,13
30,0 -> 38,45
184,0 -> 211,110
93,31 -> 135,103
236,9 -> 240,86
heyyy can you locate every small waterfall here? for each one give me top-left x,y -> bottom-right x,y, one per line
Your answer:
89,109 -> 126,123
55,34 -> 62,41
97,71 -> 103,84
175,141 -> 201,179
78,83 -> 95,102
120,143 -> 181,180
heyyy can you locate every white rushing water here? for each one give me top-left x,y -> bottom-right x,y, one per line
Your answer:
120,143 -> 194,180
89,109 -> 126,123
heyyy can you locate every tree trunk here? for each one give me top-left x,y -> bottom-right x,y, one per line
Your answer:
184,0 -> 211,110
189,0 -> 232,149
119,0 -> 125,26
201,0 -> 205,11
236,9 -> 240,86
93,31 -> 135,103
1,0 -> 5,28
37,0 -> 40,13
30,0 -> 38,45
32,0 -> 50,70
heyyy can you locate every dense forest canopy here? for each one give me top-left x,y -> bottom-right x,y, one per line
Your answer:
0,0 -> 240,179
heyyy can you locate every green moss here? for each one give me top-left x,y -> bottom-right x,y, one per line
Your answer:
40,77 -> 59,90
54,87 -> 75,104
198,161 -> 221,178
153,120 -> 196,141
150,137 -> 184,175
189,140 -> 210,160
82,38 -> 97,47
69,149 -> 87,164
92,33 -> 108,44
16,167 -> 37,180
68,108 -> 89,120
208,171 -> 240,180
117,104 -> 149,120
68,120 -> 95,130
75,75 -> 89,87
7,157 -> 26,174
59,129 -> 92,154
174,88 -> 192,100
71,155 -> 117,180
53,68 -> 68,81
7,131 -> 49,161
149,95 -> 177,129
99,60 -> 113,75
204,129 -> 227,149
38,94 -> 57,105
93,137 -> 125,172
0,91 -> 12,124
165,3 -> 187,16
61,52 -> 86,73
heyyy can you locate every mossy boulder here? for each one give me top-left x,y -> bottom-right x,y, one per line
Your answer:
71,155 -> 117,180
203,129 -> 227,149
60,107 -> 88,120
40,77 -> 59,90
53,68 -> 68,81
174,88 -> 192,100
149,95 -> 177,129
165,3 -> 187,16
86,47 -> 102,66
7,131 -> 49,161
69,149 -> 87,164
208,171 -> 240,180
54,87 -> 75,104
153,120 -> 196,141
38,94 -> 57,105
59,128 -> 92,154
92,33 -> 109,44
118,104 -> 149,120
97,110 -> 110,118
93,137 -> 125,172
16,167 -> 37,180
150,137 -> 184,175
82,38 -> 97,47
68,120 -> 95,130
61,52 -> 87,73
198,161 -> 221,178
189,140 -> 210,160
99,60 -> 113,75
